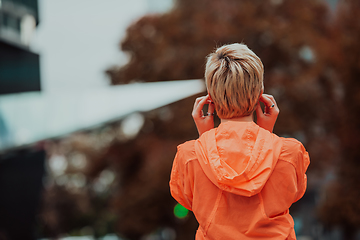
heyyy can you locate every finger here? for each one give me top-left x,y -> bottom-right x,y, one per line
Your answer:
262,94 -> 278,107
256,102 -> 264,117
207,100 -> 215,115
198,95 -> 211,116
259,95 -> 276,112
193,96 -> 206,109
259,94 -> 273,106
262,94 -> 277,103
261,95 -> 280,116
192,96 -> 207,117
193,95 -> 210,118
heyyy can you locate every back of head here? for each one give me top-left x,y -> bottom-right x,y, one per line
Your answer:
205,43 -> 264,119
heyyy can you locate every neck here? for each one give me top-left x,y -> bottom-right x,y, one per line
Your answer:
221,114 -> 254,124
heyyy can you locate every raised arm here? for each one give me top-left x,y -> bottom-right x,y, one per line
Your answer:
192,95 -> 215,137
255,94 -> 280,133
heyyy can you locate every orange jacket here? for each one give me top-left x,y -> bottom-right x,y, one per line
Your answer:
170,121 -> 310,240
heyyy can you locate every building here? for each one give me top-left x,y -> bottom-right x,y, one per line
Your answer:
0,0 -> 41,95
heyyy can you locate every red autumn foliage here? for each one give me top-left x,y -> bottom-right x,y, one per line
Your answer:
39,0 -> 360,239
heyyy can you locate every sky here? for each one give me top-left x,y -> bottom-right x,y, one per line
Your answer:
31,0 -> 173,92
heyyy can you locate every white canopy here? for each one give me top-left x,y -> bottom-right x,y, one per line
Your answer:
0,79 -> 205,152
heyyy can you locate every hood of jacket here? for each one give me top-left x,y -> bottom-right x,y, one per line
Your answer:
194,121 -> 283,197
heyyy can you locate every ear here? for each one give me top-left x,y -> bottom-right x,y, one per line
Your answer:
208,94 -> 213,102
207,91 -> 213,102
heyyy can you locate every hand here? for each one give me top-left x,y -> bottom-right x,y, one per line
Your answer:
255,94 -> 279,133
192,95 -> 215,136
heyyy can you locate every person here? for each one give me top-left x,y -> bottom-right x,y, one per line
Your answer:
169,43 -> 310,240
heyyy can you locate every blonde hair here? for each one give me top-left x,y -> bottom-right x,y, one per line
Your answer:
205,43 -> 264,119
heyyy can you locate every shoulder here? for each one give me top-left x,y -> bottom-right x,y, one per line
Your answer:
176,140 -> 197,164
279,137 -> 309,167
281,138 -> 306,153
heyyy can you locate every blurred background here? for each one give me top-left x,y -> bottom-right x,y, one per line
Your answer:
0,0 -> 360,239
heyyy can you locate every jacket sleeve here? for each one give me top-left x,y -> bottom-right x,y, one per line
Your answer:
169,141 -> 196,211
281,138 -> 310,202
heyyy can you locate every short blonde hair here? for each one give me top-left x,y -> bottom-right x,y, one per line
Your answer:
205,43 -> 264,119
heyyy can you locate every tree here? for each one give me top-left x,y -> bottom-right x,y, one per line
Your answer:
317,0 -> 360,239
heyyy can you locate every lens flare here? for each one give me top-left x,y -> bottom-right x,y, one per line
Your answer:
174,203 -> 188,219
